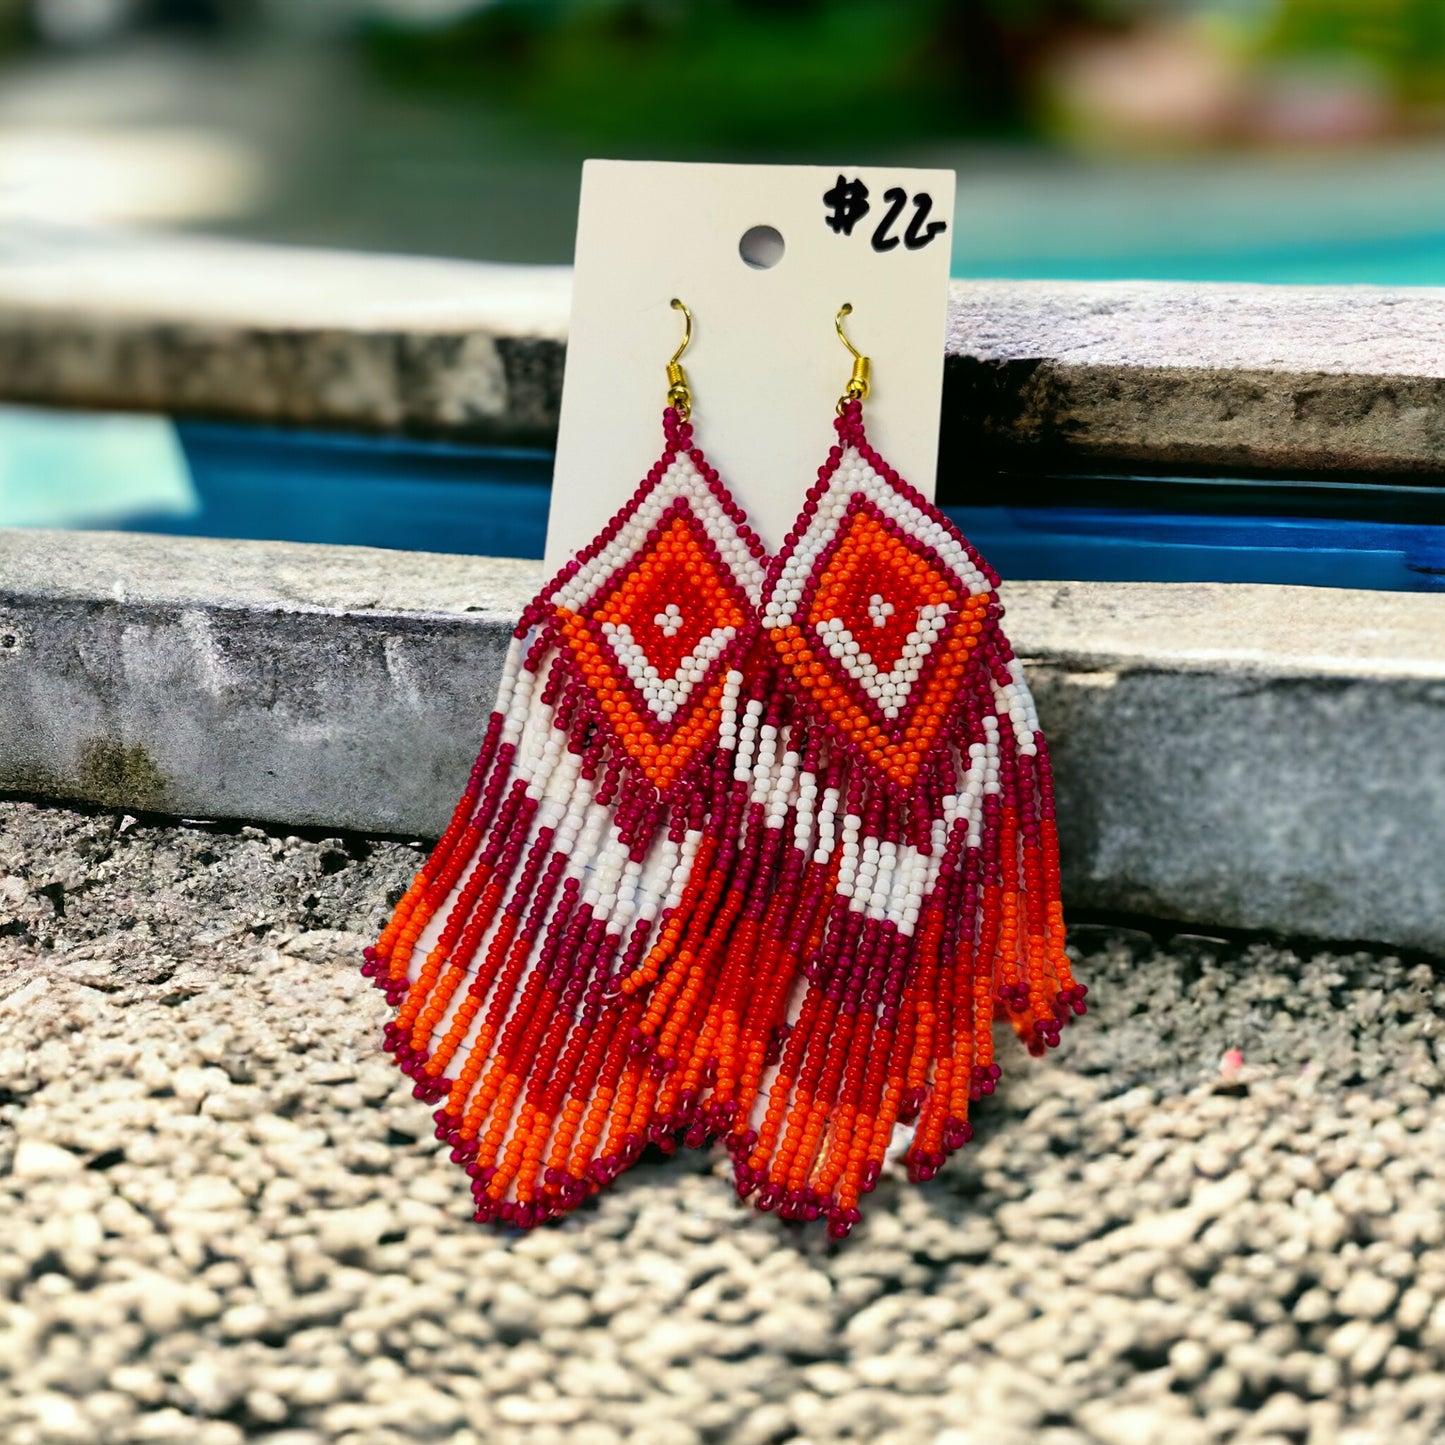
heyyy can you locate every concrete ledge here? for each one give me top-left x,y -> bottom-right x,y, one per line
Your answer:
3,527 -> 1442,954
0,228 -> 571,444
944,281 -> 1445,476
7,228 -> 1445,473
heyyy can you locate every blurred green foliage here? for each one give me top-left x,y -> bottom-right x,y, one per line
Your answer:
1261,0 -> 1445,106
0,0 -> 31,46
11,0 -> 1445,147
364,0 -> 1445,146
365,0 -> 1121,149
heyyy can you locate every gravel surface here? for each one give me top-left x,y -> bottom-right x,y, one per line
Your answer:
2,797 -> 1444,1445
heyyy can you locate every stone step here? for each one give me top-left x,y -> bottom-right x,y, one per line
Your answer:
2,526 -> 1441,954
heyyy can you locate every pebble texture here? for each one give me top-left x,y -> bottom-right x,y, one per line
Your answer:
3,798 -> 1445,1445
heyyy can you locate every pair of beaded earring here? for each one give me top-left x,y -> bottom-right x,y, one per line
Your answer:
363,299 -> 1085,1238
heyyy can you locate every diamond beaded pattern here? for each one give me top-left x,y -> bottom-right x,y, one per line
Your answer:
363,389 -> 1085,1238
690,398 -> 1086,1237
764,469 -> 993,789
363,408 -> 770,1227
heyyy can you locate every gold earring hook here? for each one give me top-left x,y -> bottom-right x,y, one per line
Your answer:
667,297 -> 692,419
835,302 -> 870,413
669,298 -> 692,365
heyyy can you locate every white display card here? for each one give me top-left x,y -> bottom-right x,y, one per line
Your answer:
545,159 -> 956,572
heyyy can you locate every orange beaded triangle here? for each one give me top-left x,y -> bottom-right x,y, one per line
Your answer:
556,508 -> 752,795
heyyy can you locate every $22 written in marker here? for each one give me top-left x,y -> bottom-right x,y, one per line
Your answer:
823,174 -> 949,253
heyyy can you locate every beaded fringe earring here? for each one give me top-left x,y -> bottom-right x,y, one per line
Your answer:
362,300 -> 771,1227
686,305 -> 1088,1237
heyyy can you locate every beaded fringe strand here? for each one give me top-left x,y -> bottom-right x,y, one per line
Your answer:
637,400 -> 1087,1236
364,400 -> 1086,1236
363,408 -> 770,1226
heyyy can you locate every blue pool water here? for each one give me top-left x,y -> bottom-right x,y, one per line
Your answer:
1,410 -> 1441,591
948,145 -> 1445,289
960,229 -> 1445,288
33,418 -> 1440,593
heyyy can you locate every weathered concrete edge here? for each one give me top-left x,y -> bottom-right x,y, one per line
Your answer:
2,530 -> 1442,956
943,280 -> 1445,476
0,313 -> 568,446
6,231 -> 1445,470
0,229 -> 572,444
5,530 -> 1444,681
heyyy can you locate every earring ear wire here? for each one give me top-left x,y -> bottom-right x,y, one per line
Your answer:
835,302 -> 871,413
666,297 -> 693,420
